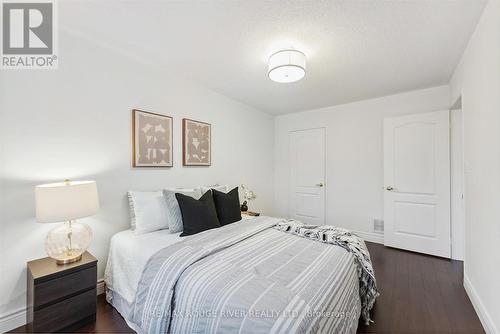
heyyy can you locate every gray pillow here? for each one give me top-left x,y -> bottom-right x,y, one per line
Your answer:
163,188 -> 202,233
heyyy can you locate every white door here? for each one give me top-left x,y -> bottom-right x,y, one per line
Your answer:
383,110 -> 451,258
289,128 -> 326,225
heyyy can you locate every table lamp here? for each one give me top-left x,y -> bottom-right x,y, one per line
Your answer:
35,180 -> 99,264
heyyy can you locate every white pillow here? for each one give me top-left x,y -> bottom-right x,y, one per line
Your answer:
200,185 -> 228,194
163,188 -> 202,233
127,191 -> 169,235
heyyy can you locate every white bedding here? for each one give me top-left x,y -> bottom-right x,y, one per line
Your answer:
104,216 -> 256,321
104,229 -> 183,307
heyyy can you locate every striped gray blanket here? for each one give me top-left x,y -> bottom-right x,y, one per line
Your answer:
274,220 -> 379,324
131,216 -> 376,334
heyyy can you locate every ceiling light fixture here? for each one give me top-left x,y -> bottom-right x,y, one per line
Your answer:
268,49 -> 306,83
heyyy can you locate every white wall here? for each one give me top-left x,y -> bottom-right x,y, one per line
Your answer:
449,0 -> 500,332
274,86 -> 450,241
0,30 -> 274,330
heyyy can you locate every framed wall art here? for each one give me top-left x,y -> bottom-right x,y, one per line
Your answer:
132,109 -> 173,167
182,118 -> 211,166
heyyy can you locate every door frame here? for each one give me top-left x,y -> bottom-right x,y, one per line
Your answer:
450,107 -> 465,261
288,127 -> 327,224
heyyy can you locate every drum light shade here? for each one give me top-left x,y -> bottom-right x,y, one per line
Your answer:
268,49 -> 306,83
35,180 -> 99,223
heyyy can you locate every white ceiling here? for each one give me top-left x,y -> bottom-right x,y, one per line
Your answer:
61,1 -> 486,115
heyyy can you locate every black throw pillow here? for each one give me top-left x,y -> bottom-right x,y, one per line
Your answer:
176,190 -> 220,237
212,187 -> 242,226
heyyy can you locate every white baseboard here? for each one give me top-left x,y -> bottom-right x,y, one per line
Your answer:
464,273 -> 499,334
0,307 -> 26,334
352,230 -> 384,244
0,278 -> 105,333
97,278 -> 105,295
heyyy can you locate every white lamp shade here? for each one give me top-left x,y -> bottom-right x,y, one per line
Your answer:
35,181 -> 99,223
268,49 -> 306,83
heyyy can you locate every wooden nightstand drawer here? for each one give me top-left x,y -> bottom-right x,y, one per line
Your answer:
34,265 -> 97,308
32,287 -> 96,333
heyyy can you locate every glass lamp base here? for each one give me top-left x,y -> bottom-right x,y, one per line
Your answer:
46,221 -> 92,265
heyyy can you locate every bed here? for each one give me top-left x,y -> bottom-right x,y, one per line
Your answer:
105,216 -> 376,334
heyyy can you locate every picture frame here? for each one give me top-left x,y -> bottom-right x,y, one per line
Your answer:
132,109 -> 173,167
182,118 -> 211,166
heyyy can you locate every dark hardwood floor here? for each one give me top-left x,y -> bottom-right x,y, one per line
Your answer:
12,242 -> 484,333
357,243 -> 483,333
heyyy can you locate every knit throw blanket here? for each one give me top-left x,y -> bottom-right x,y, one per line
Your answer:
274,220 -> 379,325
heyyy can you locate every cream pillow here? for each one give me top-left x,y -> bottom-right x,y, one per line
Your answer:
127,191 -> 169,235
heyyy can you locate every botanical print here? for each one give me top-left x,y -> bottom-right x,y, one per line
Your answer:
133,109 -> 173,167
183,119 -> 211,166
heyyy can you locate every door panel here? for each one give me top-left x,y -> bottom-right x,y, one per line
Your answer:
394,201 -> 436,238
289,128 -> 325,224
296,193 -> 321,218
394,122 -> 436,194
384,110 -> 450,258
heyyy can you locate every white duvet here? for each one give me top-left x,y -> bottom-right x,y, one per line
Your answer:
104,229 -> 183,306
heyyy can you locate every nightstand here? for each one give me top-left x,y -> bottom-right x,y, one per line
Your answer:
241,211 -> 260,217
27,251 -> 97,333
